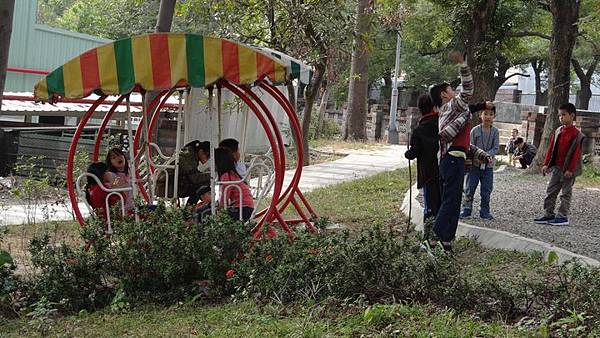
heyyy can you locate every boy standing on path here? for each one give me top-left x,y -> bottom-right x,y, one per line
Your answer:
404,94 -> 440,223
460,106 -> 499,220
534,103 -> 584,226
423,51 -> 473,254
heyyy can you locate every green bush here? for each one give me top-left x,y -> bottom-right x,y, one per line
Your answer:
0,248 -> 23,318
232,225 -> 600,334
25,205 -> 252,311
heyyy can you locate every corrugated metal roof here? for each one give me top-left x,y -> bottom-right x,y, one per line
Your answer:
2,92 -> 143,114
1,92 -> 181,121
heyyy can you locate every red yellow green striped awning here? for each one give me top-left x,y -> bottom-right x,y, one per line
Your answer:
34,33 -> 289,102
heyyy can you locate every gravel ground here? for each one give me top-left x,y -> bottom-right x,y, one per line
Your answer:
417,166 -> 600,261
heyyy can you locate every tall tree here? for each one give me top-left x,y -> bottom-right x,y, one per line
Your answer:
181,0 -> 352,165
0,0 -> 16,112
345,0 -> 376,140
529,0 -> 580,172
571,0 -> 600,110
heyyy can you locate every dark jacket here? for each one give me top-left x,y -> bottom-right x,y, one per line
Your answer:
514,142 -> 537,164
404,113 -> 439,188
155,147 -> 210,198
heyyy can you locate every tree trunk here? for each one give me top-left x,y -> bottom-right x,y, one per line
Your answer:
529,0 -> 580,173
301,62 -> 326,166
463,0 -> 498,126
155,0 -> 176,32
571,58 -> 597,110
344,0 -> 374,141
315,85 -> 329,139
532,60 -> 548,106
0,0 -> 16,112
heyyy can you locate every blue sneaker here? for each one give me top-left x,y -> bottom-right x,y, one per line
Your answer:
548,217 -> 569,226
459,209 -> 471,219
480,213 -> 494,220
534,215 -> 554,224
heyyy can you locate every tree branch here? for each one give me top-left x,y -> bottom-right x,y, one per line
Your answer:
585,59 -> 599,79
571,58 -> 587,83
506,31 -> 551,40
502,72 -> 530,82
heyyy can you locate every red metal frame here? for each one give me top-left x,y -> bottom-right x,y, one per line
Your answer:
219,80 -> 293,238
92,95 -> 126,161
257,82 -> 318,227
7,67 -> 49,75
67,96 -> 108,227
66,82 -> 317,236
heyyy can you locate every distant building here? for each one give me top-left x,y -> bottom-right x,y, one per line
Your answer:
3,0 -> 110,125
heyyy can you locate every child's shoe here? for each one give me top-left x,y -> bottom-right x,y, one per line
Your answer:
459,209 -> 471,219
480,213 -> 494,220
548,217 -> 569,226
533,215 -> 554,224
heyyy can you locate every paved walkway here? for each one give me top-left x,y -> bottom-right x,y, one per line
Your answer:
1,145 -> 408,226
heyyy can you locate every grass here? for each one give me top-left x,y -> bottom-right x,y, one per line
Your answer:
309,138 -> 388,151
0,300 -> 535,337
305,168 -> 411,230
0,166 -> 566,336
1,220 -> 80,274
576,162 -> 600,188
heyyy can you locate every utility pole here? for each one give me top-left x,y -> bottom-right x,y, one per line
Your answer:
387,32 -> 401,144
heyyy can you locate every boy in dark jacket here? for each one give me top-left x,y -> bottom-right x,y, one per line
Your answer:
534,103 -> 584,226
513,137 -> 537,168
405,94 -> 440,221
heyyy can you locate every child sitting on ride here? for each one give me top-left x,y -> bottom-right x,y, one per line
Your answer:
155,140 -> 211,207
85,162 -> 122,220
219,138 -> 247,178
215,147 -> 254,222
105,147 -> 133,213
194,185 -> 212,223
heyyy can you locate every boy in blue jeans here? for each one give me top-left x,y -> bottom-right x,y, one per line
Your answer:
460,106 -> 499,220
423,51 -> 473,254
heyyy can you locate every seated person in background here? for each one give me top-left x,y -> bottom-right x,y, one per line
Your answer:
219,138 -> 247,178
85,162 -> 121,220
513,137 -> 537,169
215,147 -> 254,222
155,140 -> 211,206
194,185 -> 212,223
506,128 -> 519,166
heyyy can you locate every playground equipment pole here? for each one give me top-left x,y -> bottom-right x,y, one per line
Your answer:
388,32 -> 401,145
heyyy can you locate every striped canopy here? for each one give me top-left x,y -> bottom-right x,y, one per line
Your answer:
34,33 -> 289,102
253,47 -> 313,85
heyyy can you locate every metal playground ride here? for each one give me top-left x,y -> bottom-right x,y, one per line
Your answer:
33,33 -> 318,238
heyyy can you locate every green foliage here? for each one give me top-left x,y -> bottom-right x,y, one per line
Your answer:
233,225 -> 600,334
25,206 -> 251,310
27,232 -> 113,312
25,297 -> 65,335
308,113 -> 341,140
0,248 -> 21,318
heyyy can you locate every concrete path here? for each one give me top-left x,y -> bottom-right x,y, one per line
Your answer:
1,145 -> 408,226
291,146 -> 408,192
400,170 -> 600,267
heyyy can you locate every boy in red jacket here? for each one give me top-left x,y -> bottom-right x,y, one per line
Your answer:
534,103 -> 585,226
